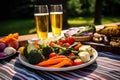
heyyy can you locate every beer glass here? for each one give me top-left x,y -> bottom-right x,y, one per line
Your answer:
34,5 -> 49,40
50,4 -> 63,38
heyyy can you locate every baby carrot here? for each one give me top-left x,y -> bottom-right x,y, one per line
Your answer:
36,57 -> 67,66
48,55 -> 66,60
49,58 -> 73,68
74,43 -> 82,51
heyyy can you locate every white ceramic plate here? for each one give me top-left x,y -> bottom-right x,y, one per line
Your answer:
19,48 -> 98,71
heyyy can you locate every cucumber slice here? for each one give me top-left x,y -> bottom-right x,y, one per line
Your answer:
24,44 -> 38,58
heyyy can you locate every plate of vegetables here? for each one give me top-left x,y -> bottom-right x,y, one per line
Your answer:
0,33 -> 19,60
18,36 -> 98,71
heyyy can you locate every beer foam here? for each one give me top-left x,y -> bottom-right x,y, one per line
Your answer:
50,12 -> 63,14
34,13 -> 49,16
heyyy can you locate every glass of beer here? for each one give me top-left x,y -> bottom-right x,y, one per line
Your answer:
50,4 -> 63,38
34,5 -> 49,41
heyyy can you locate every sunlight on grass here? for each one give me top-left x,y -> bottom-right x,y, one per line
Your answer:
0,16 -> 120,36
102,17 -> 120,24
68,17 -> 94,27
68,17 -> 120,27
29,28 -> 36,34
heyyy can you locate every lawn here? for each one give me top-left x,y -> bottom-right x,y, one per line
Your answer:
0,16 -> 120,37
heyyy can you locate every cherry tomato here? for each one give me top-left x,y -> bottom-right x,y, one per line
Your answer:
66,36 -> 75,45
49,52 -> 58,58
49,42 -> 55,47
73,58 -> 82,66
68,53 -> 75,56
60,38 -> 67,43
63,43 -> 71,48
57,41 -> 63,46
74,43 -> 82,51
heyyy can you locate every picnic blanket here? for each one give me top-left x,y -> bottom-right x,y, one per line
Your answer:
0,52 -> 120,80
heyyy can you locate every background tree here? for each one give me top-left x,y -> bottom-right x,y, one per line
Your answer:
0,0 -> 120,24
94,0 -> 103,25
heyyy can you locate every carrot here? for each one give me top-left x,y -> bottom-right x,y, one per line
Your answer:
0,39 -> 5,43
0,33 -> 19,45
36,57 -> 68,66
49,58 -> 73,68
34,40 -> 40,48
5,37 -> 17,43
74,43 -> 82,51
48,55 -> 66,60
13,33 -> 19,39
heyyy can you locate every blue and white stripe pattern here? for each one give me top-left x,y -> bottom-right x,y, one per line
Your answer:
0,52 -> 120,80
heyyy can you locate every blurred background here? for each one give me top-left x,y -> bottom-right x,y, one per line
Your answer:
0,0 -> 120,37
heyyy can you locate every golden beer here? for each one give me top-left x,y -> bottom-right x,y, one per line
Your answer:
34,13 -> 49,39
50,12 -> 63,36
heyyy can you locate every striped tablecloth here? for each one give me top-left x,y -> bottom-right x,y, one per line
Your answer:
0,52 -> 120,80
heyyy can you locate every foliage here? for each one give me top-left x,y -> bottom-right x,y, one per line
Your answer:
67,0 -> 95,17
67,0 -> 82,17
103,0 -> 120,16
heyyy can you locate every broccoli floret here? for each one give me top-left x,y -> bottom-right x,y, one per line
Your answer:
24,44 -> 38,58
42,46 -> 53,58
28,50 -> 45,64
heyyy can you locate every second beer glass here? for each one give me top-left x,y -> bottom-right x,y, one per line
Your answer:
50,4 -> 63,38
34,5 -> 49,40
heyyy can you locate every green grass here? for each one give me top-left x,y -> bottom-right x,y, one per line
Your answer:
68,16 -> 120,27
0,16 -> 120,37
0,19 -> 35,36
68,17 -> 94,27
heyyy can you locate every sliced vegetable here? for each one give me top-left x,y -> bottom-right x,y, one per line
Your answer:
28,50 -> 45,64
74,43 -> 82,51
36,56 -> 68,66
49,58 -> 73,68
73,58 -> 82,66
74,24 -> 96,36
0,33 -> 19,49
48,55 -> 66,60
24,44 -> 38,58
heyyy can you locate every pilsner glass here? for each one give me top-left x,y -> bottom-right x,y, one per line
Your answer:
50,4 -> 63,38
34,5 -> 49,40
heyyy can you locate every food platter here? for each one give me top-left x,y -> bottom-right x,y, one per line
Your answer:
64,26 -> 94,42
19,48 -> 98,71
